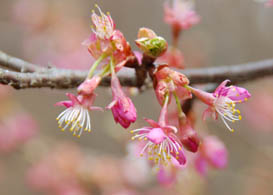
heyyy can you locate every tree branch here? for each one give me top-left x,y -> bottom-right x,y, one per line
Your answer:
0,50 -> 272,90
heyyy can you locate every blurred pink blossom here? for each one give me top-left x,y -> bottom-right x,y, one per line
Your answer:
0,113 -> 37,153
194,136 -> 228,176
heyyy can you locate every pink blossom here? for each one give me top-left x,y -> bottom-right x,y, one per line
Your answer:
55,93 -> 103,137
194,136 -> 228,176
156,47 -> 185,69
91,5 -> 115,40
107,71 -> 137,128
130,96 -> 186,167
188,80 -> 251,132
164,0 -> 200,33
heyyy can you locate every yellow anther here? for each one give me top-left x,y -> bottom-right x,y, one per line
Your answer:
232,120 -> 235,123
239,100 -> 242,103
77,135 -> 81,138
88,129 -> 91,132
167,156 -> 171,160
176,156 -> 179,159
56,118 -> 59,121
144,137 -> 147,141
158,153 -> 161,157
130,130 -> 134,133
138,137 -> 142,141
238,115 -> 242,120
70,128 -> 73,132
140,153 -> 143,157
131,137 -> 135,140
231,129 -> 234,132
176,152 -> 179,155
224,113 -> 228,116
148,157 -> 153,160
237,110 -> 241,114
61,128 -> 65,132
244,98 -> 248,101
179,147 -> 182,151
106,12 -> 110,15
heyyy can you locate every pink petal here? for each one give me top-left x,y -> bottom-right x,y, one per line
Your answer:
202,107 -> 217,120
214,80 -> 230,96
66,93 -> 80,105
144,118 -> 160,128
54,100 -> 73,108
170,148 -> 186,165
227,86 -> 251,103
146,128 -> 166,144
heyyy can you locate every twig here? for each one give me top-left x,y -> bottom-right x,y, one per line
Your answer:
0,50 -> 273,90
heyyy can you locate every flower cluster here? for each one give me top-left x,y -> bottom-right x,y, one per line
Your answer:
56,5 -> 137,137
54,3 -> 252,185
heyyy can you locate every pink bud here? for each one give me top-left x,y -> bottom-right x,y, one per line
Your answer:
179,121 -> 200,153
107,73 -> 137,128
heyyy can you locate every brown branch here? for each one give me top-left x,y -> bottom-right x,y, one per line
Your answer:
0,50 -> 273,90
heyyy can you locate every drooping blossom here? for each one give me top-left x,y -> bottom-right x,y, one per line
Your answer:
164,0 -> 200,39
55,93 -> 102,137
107,69 -> 137,129
130,95 -> 186,167
155,65 -> 191,105
194,136 -> 228,176
188,80 -> 251,132
156,47 -> 185,69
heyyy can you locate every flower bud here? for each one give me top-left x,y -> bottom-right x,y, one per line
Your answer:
135,28 -> 167,58
179,122 -> 200,153
135,37 -> 168,58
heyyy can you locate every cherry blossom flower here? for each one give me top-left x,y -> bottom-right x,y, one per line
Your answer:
187,80 -> 251,132
194,136 -> 228,176
55,93 -> 102,137
130,95 -> 186,167
164,0 -> 200,34
107,63 -> 137,129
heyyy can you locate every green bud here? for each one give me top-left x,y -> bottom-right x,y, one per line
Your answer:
135,36 -> 168,58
